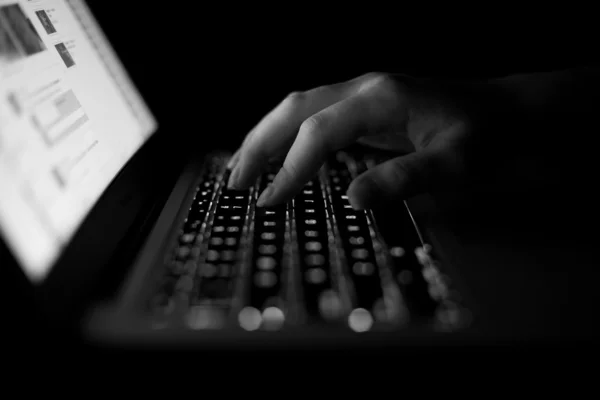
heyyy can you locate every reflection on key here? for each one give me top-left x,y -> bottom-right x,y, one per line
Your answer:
255,271 -> 277,288
210,237 -> 224,246
348,308 -> 373,332
305,253 -> 325,266
353,262 -> 375,276
306,268 -> 326,284
206,250 -> 219,262
238,306 -> 262,331
351,248 -> 369,259
318,290 -> 344,320
221,250 -> 235,261
349,236 -> 365,245
258,244 -> 277,255
187,305 -> 227,330
200,263 -> 217,278
257,256 -> 276,270
261,307 -> 285,331
261,232 -> 276,240
305,241 -> 322,251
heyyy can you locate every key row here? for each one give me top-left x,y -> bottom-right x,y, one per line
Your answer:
149,154 -> 461,333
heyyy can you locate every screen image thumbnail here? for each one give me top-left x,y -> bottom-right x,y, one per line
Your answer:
0,4 -> 47,57
0,15 -> 21,61
55,42 -> 75,68
35,10 -> 57,35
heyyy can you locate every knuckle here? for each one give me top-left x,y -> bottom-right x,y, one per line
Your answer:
281,160 -> 300,180
300,115 -> 325,137
360,71 -> 382,81
281,91 -> 305,108
359,72 -> 402,103
364,72 -> 393,89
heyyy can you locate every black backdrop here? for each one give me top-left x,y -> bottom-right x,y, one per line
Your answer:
86,2 -> 598,151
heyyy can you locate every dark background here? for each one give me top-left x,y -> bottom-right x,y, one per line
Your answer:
86,2 -> 598,151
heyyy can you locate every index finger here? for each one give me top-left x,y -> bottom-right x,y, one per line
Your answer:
257,79 -> 408,207
229,73 -> 382,190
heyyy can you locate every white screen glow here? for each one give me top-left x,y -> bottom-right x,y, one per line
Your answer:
0,0 -> 157,281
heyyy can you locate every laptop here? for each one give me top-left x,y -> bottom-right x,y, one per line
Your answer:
1,0 -> 595,352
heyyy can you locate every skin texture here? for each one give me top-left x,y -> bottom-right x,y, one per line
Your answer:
227,67 -> 599,210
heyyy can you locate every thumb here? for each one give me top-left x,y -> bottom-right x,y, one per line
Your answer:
347,149 -> 460,210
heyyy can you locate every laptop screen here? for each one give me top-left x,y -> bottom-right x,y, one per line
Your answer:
0,0 -> 157,282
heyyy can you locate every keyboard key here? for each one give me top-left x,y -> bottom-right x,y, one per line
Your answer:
306,268 -> 327,284
305,253 -> 325,266
200,263 -> 218,278
254,271 -> 278,288
353,262 -> 375,276
261,232 -> 276,240
210,237 -> 224,246
258,244 -> 277,255
256,256 -> 277,270
305,241 -> 322,251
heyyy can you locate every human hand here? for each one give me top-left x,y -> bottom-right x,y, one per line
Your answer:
227,72 -> 507,209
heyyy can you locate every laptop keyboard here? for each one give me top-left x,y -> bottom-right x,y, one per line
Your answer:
147,151 -> 470,333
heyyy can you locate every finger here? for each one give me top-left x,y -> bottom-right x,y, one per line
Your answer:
226,130 -> 260,186
257,83 -> 407,207
346,149 -> 458,210
228,91 -> 337,189
230,73 -> 382,190
226,148 -> 241,170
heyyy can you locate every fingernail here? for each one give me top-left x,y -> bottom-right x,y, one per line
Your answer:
256,185 -> 274,207
346,186 -> 372,211
226,150 -> 240,169
348,194 -> 365,210
228,167 -> 240,189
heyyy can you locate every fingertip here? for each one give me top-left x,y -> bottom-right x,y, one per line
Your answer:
346,181 -> 365,211
347,194 -> 365,210
256,185 -> 274,207
347,175 -> 378,210
227,175 -> 238,190
228,165 -> 244,189
233,154 -> 268,191
226,150 -> 240,170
